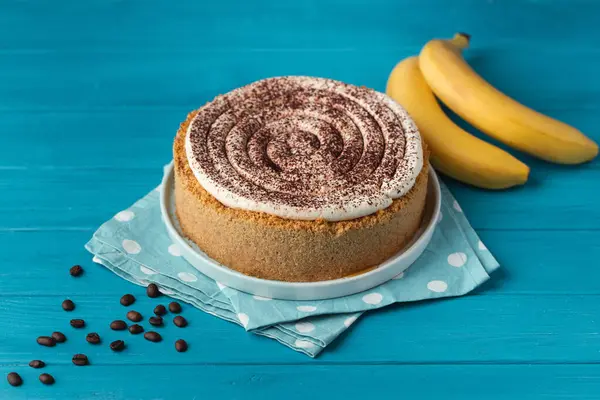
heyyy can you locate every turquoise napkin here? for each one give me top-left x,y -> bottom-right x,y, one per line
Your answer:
86,170 -> 498,357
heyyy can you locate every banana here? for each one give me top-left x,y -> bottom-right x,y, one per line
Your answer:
419,33 -> 598,164
386,56 -> 530,189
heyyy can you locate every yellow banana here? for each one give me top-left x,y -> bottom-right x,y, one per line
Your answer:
386,56 -> 530,189
419,33 -> 598,164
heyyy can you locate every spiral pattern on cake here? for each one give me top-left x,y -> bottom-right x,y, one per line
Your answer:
185,76 -> 423,221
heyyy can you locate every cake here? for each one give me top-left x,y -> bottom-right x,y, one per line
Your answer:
173,76 -> 428,282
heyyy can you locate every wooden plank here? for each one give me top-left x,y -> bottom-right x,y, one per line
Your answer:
1,364 -> 600,399
1,166 -> 598,230
1,230 -> 599,296
0,108 -> 598,169
1,293 -> 599,364
1,49 -> 600,112
1,0 -> 599,51
0,111 -> 178,169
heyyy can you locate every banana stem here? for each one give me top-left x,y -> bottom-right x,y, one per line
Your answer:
449,32 -> 470,50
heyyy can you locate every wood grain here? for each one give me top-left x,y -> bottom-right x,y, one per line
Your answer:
2,0 -> 600,397
1,230 -> 600,295
1,294 -> 599,364
1,365 -> 599,400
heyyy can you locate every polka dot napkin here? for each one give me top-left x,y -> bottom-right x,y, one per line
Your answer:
86,179 -> 498,357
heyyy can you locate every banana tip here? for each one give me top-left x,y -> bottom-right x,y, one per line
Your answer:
457,32 -> 471,41
451,32 -> 471,49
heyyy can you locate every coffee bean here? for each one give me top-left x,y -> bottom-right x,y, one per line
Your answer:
70,319 -> 85,329
29,360 -> 45,369
7,372 -> 22,387
86,332 -> 101,344
175,339 -> 188,352
72,354 -> 89,366
154,304 -> 167,316
110,320 -> 127,330
149,316 -> 163,327
146,283 -> 160,298
37,336 -> 56,347
62,299 -> 75,311
110,340 -> 125,352
144,331 -> 162,342
173,316 -> 188,328
128,324 -> 144,334
120,294 -> 135,306
168,301 -> 182,314
70,265 -> 83,277
126,310 -> 143,322
51,331 -> 66,343
39,373 -> 55,385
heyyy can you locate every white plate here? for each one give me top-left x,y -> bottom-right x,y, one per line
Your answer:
160,163 -> 441,300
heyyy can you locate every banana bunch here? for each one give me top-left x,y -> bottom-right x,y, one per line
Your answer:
386,33 -> 598,189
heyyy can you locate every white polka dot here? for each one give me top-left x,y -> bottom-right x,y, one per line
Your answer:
114,210 -> 135,222
294,339 -> 314,349
447,252 -> 467,267
427,280 -> 448,293
216,282 -> 228,290
297,305 -> 317,312
177,272 -> 198,283
140,265 -> 157,275
168,244 -> 181,257
237,313 -> 249,328
295,322 -> 315,333
453,200 -> 462,212
253,295 -> 272,301
122,239 -> 141,254
159,288 -> 175,295
437,211 -> 443,224
392,272 -> 404,280
92,255 -> 102,264
362,292 -> 383,305
478,241 -> 488,251
344,316 -> 358,327
138,279 -> 150,286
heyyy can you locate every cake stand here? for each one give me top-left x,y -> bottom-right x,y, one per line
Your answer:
160,162 -> 441,300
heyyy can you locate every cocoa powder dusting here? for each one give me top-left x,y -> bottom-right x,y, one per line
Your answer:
185,76 -> 422,219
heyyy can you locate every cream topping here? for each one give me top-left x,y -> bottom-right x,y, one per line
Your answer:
185,76 -> 423,221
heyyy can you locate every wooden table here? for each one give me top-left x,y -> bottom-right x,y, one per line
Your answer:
2,1 -> 599,398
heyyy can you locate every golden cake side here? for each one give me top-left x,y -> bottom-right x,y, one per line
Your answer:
173,110 -> 429,282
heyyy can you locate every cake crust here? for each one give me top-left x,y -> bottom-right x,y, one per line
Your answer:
174,110 -> 430,282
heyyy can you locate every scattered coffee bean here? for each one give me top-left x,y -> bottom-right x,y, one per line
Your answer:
37,336 -> 56,347
173,316 -> 188,328
168,301 -> 182,314
29,360 -> 45,369
126,310 -> 143,322
51,331 -> 66,343
146,283 -> 160,298
72,354 -> 89,366
149,316 -> 163,327
144,331 -> 162,342
62,299 -> 75,311
154,304 -> 167,316
175,339 -> 188,352
110,320 -> 127,330
70,265 -> 83,277
39,373 -> 55,385
7,372 -> 22,387
70,319 -> 85,329
128,324 -> 144,334
120,294 -> 135,306
110,340 -> 125,352
86,332 -> 101,344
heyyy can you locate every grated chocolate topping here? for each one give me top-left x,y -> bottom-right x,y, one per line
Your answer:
185,76 -> 423,221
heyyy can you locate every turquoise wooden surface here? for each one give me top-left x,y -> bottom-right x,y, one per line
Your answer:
1,0 -> 599,398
